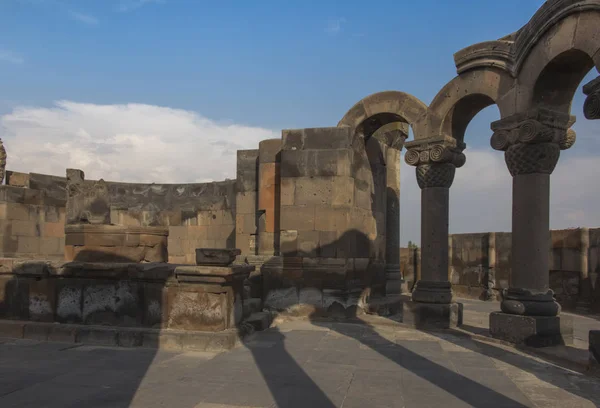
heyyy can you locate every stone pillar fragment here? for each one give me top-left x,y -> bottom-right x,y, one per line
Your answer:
66,168 -> 111,225
257,139 -> 281,256
489,107 -> 576,346
402,137 -> 466,328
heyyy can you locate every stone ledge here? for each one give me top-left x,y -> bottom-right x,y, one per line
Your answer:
489,312 -> 573,348
0,320 -> 249,352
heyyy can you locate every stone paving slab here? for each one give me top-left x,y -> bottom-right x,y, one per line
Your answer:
1,318 -> 600,407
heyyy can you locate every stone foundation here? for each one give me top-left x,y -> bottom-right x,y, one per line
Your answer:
261,256 -> 381,315
65,224 -> 169,263
0,260 -> 252,336
489,312 -> 573,347
402,300 -> 463,329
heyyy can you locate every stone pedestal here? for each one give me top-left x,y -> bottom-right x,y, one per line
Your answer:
402,300 -> 462,329
65,224 -> 169,263
490,312 -> 573,347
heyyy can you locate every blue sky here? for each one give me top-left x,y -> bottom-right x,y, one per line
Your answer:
1,0 -> 548,132
0,0 -> 599,244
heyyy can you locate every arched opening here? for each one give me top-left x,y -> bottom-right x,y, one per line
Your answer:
442,94 -> 496,144
532,49 -> 596,112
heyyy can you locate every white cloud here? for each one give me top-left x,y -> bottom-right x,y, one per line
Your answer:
325,17 -> 346,35
0,101 -> 278,183
68,10 -> 98,25
116,0 -> 164,12
0,50 -> 24,64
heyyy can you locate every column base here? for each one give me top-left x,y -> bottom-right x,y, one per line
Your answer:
411,280 -> 453,303
402,301 -> 463,329
501,288 -> 561,316
489,312 -> 573,347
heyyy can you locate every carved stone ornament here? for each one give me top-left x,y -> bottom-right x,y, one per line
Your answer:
583,76 -> 600,120
0,138 -> 6,185
490,108 -> 575,176
404,137 -> 465,189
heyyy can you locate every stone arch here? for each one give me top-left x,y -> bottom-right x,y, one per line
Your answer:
337,91 -> 428,139
515,7 -> 600,113
427,68 -> 515,143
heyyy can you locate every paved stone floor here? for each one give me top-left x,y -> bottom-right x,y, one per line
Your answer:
2,315 -> 600,407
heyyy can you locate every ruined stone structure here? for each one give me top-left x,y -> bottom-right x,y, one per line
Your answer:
0,0 -> 599,348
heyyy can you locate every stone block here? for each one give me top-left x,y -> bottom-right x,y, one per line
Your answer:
314,206 -> 350,232
280,150 -> 352,178
319,231 -> 337,258
590,331 -> 600,371
17,236 -> 40,254
280,230 -> 298,256
167,290 -> 228,331
42,222 -> 64,238
402,301 -> 463,329
28,279 -> 56,321
23,323 -> 50,340
282,129 -> 304,150
77,327 -> 118,346
12,220 -> 38,236
142,331 -> 183,350
196,248 -> 240,266
302,127 -> 353,149
258,139 -> 282,163
6,171 -> 30,187
236,192 -> 257,215
6,203 -> 30,221
117,329 -> 144,347
294,176 -> 354,206
0,320 -> 25,338
235,214 -> 256,235
280,177 -> 295,206
297,231 -> 320,255
48,324 -> 77,343
489,312 -> 573,347
280,205 -> 315,231
56,282 -> 83,323
236,149 -> 259,192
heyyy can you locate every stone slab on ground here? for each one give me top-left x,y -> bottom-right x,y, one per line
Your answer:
2,318 -> 600,407
490,312 -> 574,348
0,320 -> 245,352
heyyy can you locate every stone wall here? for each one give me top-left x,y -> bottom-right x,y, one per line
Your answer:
0,172 -> 67,260
0,171 -> 236,264
403,228 -> 600,311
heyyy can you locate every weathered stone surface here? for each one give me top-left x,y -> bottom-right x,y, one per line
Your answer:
402,300 -> 462,329
489,311 -> 573,347
64,224 -> 169,263
66,168 -> 111,225
195,248 -> 241,266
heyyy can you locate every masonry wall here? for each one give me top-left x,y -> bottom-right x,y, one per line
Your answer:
402,228 -> 600,311
0,171 -> 236,264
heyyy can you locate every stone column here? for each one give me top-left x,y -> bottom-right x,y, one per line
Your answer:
489,107 -> 576,346
401,137 -> 466,328
374,128 -> 406,294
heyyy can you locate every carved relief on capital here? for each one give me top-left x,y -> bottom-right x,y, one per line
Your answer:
404,140 -> 464,189
490,108 -> 575,176
583,76 -> 600,120
372,128 -> 408,151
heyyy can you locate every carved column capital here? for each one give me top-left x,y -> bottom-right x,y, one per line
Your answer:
490,108 -> 575,176
371,122 -> 408,150
583,76 -> 600,120
405,138 -> 465,189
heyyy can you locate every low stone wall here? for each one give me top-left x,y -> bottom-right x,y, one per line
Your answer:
1,171 -> 236,264
0,259 -> 250,332
402,227 -> 600,311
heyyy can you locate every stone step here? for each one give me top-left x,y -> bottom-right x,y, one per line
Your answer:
244,312 -> 272,332
243,298 -> 262,317
386,272 -> 402,281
